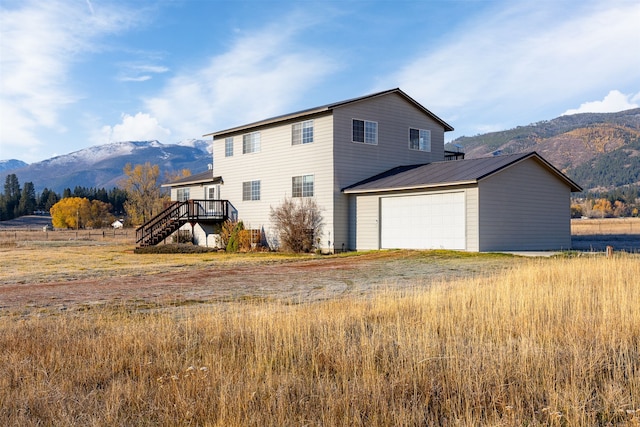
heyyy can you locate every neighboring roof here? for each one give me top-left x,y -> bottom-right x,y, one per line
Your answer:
205,88 -> 454,138
343,152 -> 582,193
161,170 -> 222,188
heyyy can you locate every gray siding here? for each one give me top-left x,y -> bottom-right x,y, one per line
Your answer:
353,186 -> 475,251
332,92 -> 447,249
212,113 -> 335,249
478,157 -> 572,251
465,187 -> 480,251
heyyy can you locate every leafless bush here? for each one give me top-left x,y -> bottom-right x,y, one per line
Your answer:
270,197 -> 323,252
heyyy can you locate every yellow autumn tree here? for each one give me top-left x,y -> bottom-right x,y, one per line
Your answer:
592,198 -> 613,218
50,197 -> 113,229
120,162 -> 164,226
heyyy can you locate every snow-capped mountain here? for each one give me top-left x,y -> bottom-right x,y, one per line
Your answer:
0,159 -> 28,173
1,140 -> 212,193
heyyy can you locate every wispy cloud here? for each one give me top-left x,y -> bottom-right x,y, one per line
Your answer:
383,0 -> 640,137
141,11 -> 339,140
117,63 -> 169,82
0,0 -> 143,158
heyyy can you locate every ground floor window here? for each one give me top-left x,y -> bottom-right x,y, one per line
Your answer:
292,174 -> 314,197
242,180 -> 261,201
177,188 -> 190,201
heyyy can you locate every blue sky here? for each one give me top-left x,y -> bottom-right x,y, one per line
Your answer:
1,0 -> 639,163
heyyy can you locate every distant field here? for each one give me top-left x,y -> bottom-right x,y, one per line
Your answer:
571,217 -> 640,235
571,218 -> 640,252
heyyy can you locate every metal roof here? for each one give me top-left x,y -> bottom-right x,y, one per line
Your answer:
161,170 -> 222,188
343,152 -> 582,193
204,88 -> 454,138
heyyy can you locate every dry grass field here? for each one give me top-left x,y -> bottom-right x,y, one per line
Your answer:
571,218 -> 640,252
0,218 -> 639,425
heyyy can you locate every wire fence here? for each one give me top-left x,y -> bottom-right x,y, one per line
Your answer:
0,228 -> 135,243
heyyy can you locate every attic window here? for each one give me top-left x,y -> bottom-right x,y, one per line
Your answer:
352,119 -> 377,145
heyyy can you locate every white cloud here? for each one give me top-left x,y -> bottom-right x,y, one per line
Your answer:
383,0 -> 640,137
143,12 -> 339,140
0,0 -> 142,158
95,112 -> 171,143
562,90 -> 640,115
117,63 -> 169,82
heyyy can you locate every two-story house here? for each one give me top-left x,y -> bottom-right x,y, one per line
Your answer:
143,88 -> 581,252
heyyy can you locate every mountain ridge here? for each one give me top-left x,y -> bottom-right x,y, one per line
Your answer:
447,108 -> 640,191
1,140 -> 212,193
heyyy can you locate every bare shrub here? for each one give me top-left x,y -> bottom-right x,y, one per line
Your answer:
270,197 -> 323,252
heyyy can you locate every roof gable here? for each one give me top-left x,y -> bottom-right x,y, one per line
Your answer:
206,88 -> 453,138
343,152 -> 582,193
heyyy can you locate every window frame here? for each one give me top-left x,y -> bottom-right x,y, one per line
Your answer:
225,137 -> 234,157
242,132 -> 261,154
352,119 -> 378,145
292,120 -> 314,145
408,128 -> 431,152
292,174 -> 314,198
176,188 -> 190,202
242,180 -> 261,201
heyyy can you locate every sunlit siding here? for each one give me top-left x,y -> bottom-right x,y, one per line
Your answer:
353,194 -> 380,250
478,158 -> 572,251
331,92 -> 447,248
352,186 -> 477,251
212,113 -> 335,248
169,185 -> 207,201
465,187 -> 480,252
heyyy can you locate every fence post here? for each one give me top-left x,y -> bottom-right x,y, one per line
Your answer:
606,245 -> 614,258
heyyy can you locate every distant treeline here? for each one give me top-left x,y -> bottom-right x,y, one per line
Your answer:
572,185 -> 640,218
0,173 -> 127,221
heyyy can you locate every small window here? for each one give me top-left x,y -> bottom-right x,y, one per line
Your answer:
225,137 -> 234,157
352,119 -> 377,144
243,132 -> 261,154
409,128 -> 431,152
292,175 -> 314,197
176,188 -> 190,202
292,120 -> 314,145
242,180 -> 261,201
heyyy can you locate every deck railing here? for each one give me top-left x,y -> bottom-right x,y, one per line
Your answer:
136,199 -> 236,246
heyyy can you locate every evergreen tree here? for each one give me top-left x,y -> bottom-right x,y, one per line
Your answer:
3,174 -> 21,219
18,182 -> 37,216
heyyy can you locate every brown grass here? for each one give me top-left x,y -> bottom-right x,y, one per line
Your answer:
1,254 -> 639,425
572,218 -> 640,235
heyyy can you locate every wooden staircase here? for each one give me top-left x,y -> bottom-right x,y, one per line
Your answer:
136,200 -> 236,247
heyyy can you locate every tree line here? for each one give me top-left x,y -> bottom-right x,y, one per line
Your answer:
0,173 -> 128,221
1,163 -> 191,228
571,185 -> 640,218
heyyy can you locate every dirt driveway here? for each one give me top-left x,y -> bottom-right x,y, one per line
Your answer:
0,245 -> 516,315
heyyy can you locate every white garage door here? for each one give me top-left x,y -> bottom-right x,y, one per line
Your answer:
380,192 -> 466,250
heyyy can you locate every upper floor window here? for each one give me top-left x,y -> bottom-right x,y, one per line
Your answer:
176,188 -> 190,202
352,119 -> 377,145
225,137 -> 234,157
243,132 -> 261,154
409,128 -> 431,152
292,174 -> 314,197
292,120 -> 314,145
242,180 -> 261,201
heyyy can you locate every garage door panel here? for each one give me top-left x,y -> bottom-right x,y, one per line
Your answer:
381,192 -> 465,250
